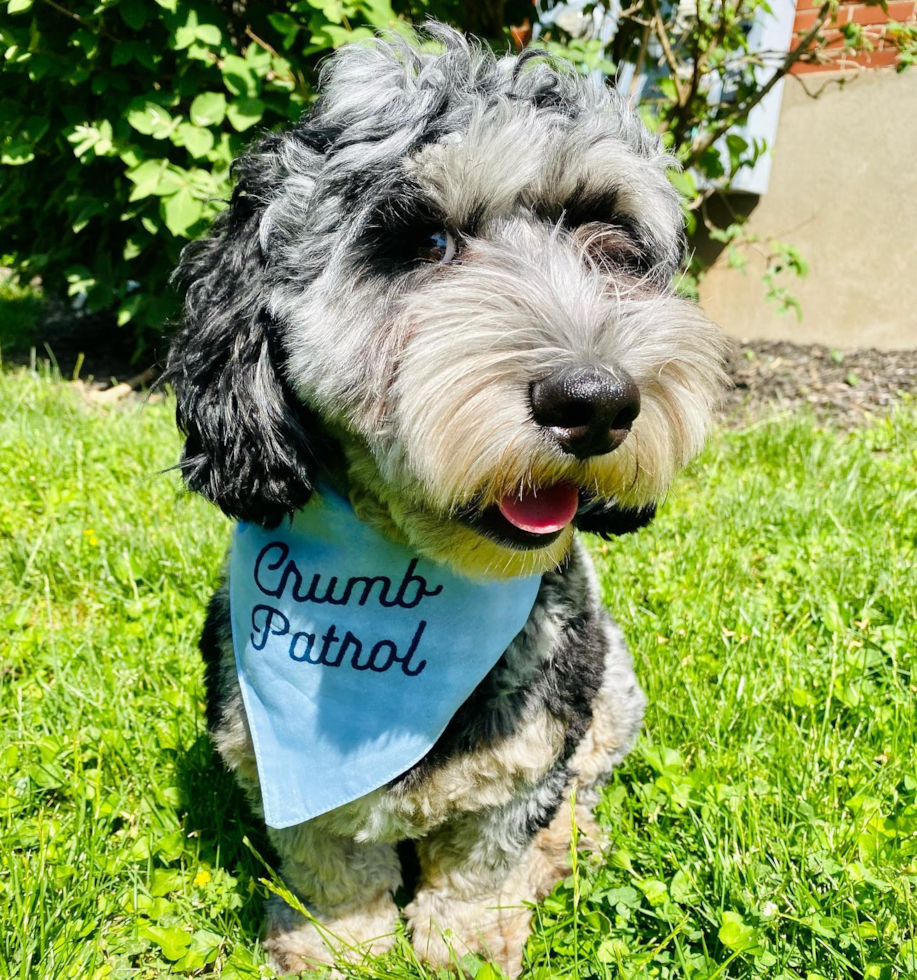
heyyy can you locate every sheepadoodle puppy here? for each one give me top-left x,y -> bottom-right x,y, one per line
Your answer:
166,24 -> 725,977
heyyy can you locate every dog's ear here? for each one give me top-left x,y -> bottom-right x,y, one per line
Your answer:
165,136 -> 319,528
574,500 -> 656,539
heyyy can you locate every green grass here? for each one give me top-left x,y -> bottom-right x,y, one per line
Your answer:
1,367 -> 915,980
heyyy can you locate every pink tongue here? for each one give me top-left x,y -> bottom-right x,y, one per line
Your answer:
498,483 -> 579,534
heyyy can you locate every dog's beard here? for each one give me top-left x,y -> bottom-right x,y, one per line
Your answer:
335,438 -> 575,579
331,355 -> 723,581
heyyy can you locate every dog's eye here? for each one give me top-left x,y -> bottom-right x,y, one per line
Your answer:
575,221 -> 652,276
417,230 -> 457,264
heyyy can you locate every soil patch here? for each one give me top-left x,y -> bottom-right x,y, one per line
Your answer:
722,340 -> 915,428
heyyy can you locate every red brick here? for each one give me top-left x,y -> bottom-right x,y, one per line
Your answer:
821,28 -> 847,46
837,3 -> 860,24
510,18 -> 532,49
792,26 -> 847,50
794,7 -> 831,30
790,45 -> 900,71
793,21 -> 889,53
791,27 -> 833,48
834,46 -> 899,65
796,0 -> 857,9
849,1 -> 914,23
852,45 -> 901,64
790,59 -> 842,73
820,25 -> 886,46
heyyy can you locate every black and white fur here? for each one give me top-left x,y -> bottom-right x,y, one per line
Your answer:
166,25 -> 725,976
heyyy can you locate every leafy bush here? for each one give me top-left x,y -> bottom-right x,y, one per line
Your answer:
0,0 -> 407,351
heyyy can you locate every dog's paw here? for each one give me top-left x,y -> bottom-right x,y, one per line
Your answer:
406,889 -> 531,978
264,892 -> 397,974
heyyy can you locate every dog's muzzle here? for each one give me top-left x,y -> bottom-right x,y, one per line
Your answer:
530,365 -> 641,460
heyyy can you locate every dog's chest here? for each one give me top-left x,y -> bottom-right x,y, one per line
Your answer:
310,700 -> 568,842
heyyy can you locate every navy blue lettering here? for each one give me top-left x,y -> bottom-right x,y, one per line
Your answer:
252,544 -> 440,611
338,575 -> 393,607
254,543 -> 294,598
270,617 -> 428,677
367,640 -> 398,672
392,560 -> 443,608
251,543 -> 437,677
317,624 -> 343,667
251,604 -> 290,650
289,631 -> 316,662
339,630 -> 363,667
300,574 -> 339,604
395,619 -> 428,676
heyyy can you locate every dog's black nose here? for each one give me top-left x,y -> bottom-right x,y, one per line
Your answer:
530,366 -> 640,459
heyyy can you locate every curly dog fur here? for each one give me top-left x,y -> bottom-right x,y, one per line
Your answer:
166,24 -> 725,976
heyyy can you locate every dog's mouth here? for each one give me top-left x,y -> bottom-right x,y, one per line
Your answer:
459,482 -> 581,550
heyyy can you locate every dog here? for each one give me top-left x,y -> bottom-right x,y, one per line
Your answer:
165,24 -> 725,976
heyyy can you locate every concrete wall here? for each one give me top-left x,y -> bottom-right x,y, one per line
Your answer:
699,68 -> 917,351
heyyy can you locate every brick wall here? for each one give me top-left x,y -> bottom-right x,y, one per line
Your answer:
792,0 -> 916,71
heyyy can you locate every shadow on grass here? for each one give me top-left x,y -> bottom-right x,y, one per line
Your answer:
174,732 -> 424,927
0,283 -> 164,383
174,732 -> 276,939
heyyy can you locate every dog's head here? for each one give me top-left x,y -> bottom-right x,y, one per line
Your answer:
166,25 -> 726,578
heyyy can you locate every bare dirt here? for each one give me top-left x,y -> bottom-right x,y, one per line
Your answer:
721,340 -> 915,428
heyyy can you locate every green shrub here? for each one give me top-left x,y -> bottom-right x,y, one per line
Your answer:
0,0 -> 407,353
0,273 -> 43,353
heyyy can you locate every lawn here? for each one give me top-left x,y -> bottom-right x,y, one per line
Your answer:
1,367 -> 915,980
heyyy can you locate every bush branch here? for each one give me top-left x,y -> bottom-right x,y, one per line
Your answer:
685,0 -> 835,166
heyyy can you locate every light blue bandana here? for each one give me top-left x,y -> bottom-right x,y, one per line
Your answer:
229,488 -> 541,829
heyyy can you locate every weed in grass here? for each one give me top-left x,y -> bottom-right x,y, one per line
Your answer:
1,369 -> 915,979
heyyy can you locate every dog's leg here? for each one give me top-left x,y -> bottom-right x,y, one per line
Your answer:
264,824 -> 401,974
407,619 -> 644,976
199,599 -> 401,973
404,769 -> 575,978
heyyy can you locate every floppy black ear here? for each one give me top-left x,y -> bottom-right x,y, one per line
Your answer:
574,500 -> 656,539
165,137 -> 320,528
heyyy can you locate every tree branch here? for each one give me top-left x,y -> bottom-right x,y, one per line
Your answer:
649,0 -> 687,104
671,0 -> 719,150
629,22 -> 652,98
40,0 -> 118,41
245,26 -> 310,100
686,0 -> 835,166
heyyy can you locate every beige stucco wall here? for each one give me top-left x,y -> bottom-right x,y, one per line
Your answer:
699,69 -> 917,350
